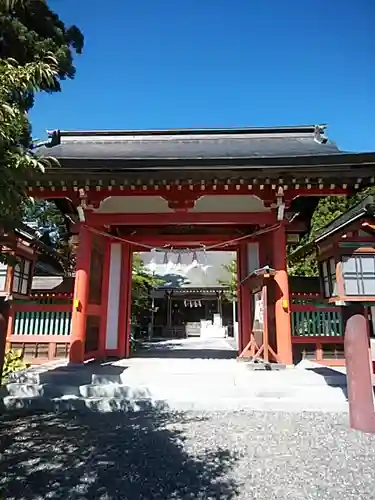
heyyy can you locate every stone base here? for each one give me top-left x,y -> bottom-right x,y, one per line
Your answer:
236,357 -> 287,371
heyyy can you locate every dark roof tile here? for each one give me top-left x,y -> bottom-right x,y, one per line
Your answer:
36,126 -> 342,161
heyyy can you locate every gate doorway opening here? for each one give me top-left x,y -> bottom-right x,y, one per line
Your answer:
69,218 -> 294,366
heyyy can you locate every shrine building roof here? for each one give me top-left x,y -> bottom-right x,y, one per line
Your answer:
312,195 -> 375,244
37,125 -> 342,161
31,124 -> 375,191
289,195 -> 375,259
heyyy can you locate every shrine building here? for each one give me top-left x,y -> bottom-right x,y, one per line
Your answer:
25,124 -> 375,365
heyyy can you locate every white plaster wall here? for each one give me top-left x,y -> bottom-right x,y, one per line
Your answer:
97,196 -> 170,213
96,195 -> 270,214
190,195 -> 269,213
105,243 -> 122,350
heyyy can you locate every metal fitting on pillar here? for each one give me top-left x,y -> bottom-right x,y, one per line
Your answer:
276,187 -> 285,221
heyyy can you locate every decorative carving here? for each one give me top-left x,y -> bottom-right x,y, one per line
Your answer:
163,195 -> 201,212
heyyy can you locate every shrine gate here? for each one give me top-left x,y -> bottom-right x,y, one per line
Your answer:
28,125 -> 375,364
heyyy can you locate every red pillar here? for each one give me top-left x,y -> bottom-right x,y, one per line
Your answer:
69,225 -> 92,364
272,224 -> 293,365
98,240 -> 111,358
0,299 -> 10,379
345,310 -> 375,433
237,244 -> 251,354
236,248 -> 243,353
118,244 -> 133,358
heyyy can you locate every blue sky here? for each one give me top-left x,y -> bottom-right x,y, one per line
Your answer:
31,0 -> 375,152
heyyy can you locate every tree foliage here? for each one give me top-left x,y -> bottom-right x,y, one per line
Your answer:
131,254 -> 164,322
22,198 -> 76,273
0,0 -> 83,232
0,0 -> 83,96
217,259 -> 237,301
288,189 -> 375,276
0,57 -> 60,230
219,190 -> 375,286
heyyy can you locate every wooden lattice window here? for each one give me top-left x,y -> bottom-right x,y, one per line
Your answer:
0,261 -> 7,291
321,258 -> 337,298
342,254 -> 375,296
12,258 -> 32,295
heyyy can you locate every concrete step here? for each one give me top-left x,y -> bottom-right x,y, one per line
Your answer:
8,369 -> 125,386
1,394 -> 349,414
79,384 -> 151,398
5,383 -> 152,399
6,383 -> 80,398
8,370 -> 93,386
3,380 -> 348,402
1,395 -> 163,413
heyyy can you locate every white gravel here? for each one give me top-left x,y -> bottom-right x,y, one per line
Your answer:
1,410 -> 375,499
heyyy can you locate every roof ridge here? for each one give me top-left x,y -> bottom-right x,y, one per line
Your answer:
49,124 -> 327,139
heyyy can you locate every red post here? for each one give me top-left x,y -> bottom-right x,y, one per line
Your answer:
118,243 -> 132,358
0,299 -> 10,378
236,248 -> 243,353
345,311 -> 375,433
69,225 -> 92,364
125,249 -> 133,357
237,244 -> 251,354
98,240 -> 111,358
241,245 -> 251,353
272,224 -> 293,365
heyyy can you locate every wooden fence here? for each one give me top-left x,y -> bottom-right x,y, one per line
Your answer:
7,301 -> 72,364
291,302 -> 344,366
7,298 -> 346,366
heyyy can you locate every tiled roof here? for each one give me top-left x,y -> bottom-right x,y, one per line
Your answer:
313,195 -> 375,243
31,276 -> 74,294
36,125 -> 342,161
141,251 -> 234,289
288,195 -> 375,260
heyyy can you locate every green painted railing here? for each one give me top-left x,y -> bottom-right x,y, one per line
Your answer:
291,305 -> 343,337
13,309 -> 72,336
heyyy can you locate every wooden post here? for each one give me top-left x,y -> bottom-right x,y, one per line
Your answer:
167,292 -> 172,328
118,244 -> 132,358
98,240 -> 111,358
262,285 -> 269,363
345,308 -> 375,433
272,224 -> 293,365
69,225 -> 92,364
237,245 -> 251,353
0,298 -> 10,378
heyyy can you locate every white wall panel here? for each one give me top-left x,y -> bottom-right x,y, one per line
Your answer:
105,243 -> 122,350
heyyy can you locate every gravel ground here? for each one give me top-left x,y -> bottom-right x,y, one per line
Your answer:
1,410 -> 375,500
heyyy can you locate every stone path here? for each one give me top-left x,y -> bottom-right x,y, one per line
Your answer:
111,337 -> 349,412
1,410 -> 375,499
2,337 -> 368,498
2,336 -> 351,413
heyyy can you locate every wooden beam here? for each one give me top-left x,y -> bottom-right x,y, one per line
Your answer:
27,184 -> 354,201
85,211 -> 276,226
124,233 -> 246,245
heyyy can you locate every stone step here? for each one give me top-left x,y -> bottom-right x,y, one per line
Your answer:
4,381 -> 348,401
79,384 -> 151,398
8,370 -> 93,386
5,383 -> 152,399
8,370 -> 125,386
5,383 -> 80,398
1,395 -> 349,414
1,395 -> 162,413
